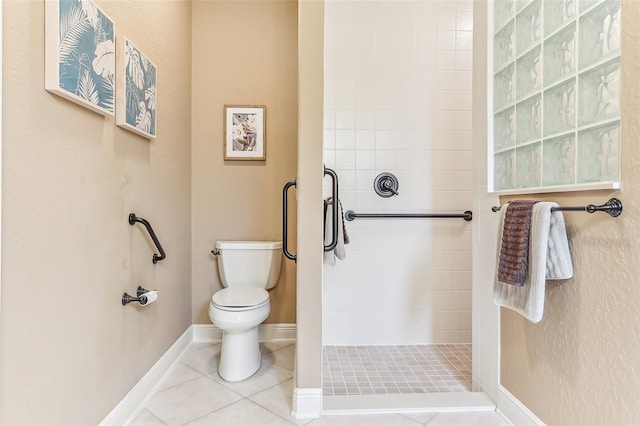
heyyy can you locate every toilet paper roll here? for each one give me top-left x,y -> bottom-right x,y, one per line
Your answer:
139,290 -> 158,306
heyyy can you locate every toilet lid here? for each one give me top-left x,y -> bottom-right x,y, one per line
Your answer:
212,288 -> 269,308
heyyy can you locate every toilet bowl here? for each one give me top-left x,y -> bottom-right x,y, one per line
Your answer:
209,288 -> 270,381
209,241 -> 282,382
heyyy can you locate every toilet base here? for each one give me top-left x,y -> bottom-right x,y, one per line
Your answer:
218,326 -> 262,382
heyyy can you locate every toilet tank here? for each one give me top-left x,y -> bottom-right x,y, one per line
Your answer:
215,241 -> 283,289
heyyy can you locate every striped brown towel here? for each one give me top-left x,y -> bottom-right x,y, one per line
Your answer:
497,200 -> 537,286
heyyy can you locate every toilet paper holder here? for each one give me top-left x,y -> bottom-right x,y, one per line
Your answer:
122,286 -> 157,306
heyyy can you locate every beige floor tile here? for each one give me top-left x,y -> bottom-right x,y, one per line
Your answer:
130,409 -> 167,426
157,363 -> 203,391
145,376 -> 242,425
306,413 -> 422,426
261,341 -> 296,353
427,411 -> 509,426
180,344 -> 221,375
402,412 -> 437,424
185,399 -> 294,426
263,344 -> 295,371
209,360 -> 294,397
248,379 -> 313,426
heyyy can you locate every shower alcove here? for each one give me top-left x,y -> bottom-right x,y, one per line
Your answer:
317,0 -> 498,413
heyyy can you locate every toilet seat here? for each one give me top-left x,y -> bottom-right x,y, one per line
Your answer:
212,288 -> 269,312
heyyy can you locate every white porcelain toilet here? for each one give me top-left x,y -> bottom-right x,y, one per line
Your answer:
209,240 -> 283,382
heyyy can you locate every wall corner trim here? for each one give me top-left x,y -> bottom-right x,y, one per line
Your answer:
496,384 -> 545,426
292,387 -> 323,419
99,327 -> 193,426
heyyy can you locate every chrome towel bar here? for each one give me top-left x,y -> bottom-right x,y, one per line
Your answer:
344,210 -> 473,221
491,198 -> 622,217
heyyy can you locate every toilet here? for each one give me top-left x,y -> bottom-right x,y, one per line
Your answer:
209,240 -> 283,382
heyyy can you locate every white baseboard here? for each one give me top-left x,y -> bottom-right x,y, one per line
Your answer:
192,323 -> 297,343
496,385 -> 545,426
292,387 -> 323,419
99,327 -> 193,426
191,324 -> 223,342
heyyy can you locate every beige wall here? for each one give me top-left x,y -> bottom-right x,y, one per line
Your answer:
1,1 -> 192,424
191,0 -> 298,324
499,2 -> 640,424
295,0 -> 324,392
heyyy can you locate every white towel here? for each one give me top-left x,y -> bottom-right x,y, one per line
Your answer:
493,202 -> 573,323
323,199 -> 346,265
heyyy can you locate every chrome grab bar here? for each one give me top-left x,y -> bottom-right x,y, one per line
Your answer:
323,167 -> 339,252
282,178 -> 297,262
129,213 -> 166,264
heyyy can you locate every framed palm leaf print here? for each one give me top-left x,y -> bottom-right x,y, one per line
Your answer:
116,37 -> 157,139
45,0 -> 115,116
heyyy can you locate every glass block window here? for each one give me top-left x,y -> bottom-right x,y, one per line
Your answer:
491,0 -> 621,192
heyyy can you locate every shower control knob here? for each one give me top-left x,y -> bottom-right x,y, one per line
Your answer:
374,172 -> 399,198
382,179 -> 399,195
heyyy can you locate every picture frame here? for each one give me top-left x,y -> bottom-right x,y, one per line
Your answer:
223,105 -> 266,161
116,37 -> 157,139
45,0 -> 115,116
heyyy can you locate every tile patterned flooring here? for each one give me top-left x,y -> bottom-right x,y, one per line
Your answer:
131,341 -> 507,426
323,345 -> 472,396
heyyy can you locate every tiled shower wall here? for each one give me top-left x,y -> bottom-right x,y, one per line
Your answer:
323,1 -> 473,345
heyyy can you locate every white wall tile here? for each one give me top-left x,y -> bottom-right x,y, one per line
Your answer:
323,149 -> 336,169
437,30 -> 457,50
335,149 -> 355,170
456,30 -> 473,51
457,8 -> 473,31
375,110 -> 397,129
356,110 -> 375,130
375,150 -> 396,169
355,150 -> 376,170
456,51 -> 473,71
335,109 -> 355,129
436,1 -> 458,30
335,129 -> 356,149
437,50 -> 457,70
356,130 -> 375,149
324,109 -> 335,129
323,129 -> 336,149
375,130 -> 395,150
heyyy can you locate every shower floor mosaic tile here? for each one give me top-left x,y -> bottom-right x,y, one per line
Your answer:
322,344 -> 472,396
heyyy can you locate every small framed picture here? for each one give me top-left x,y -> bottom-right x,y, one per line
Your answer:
224,105 -> 266,161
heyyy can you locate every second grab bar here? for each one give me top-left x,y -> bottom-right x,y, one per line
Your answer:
129,213 -> 166,264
